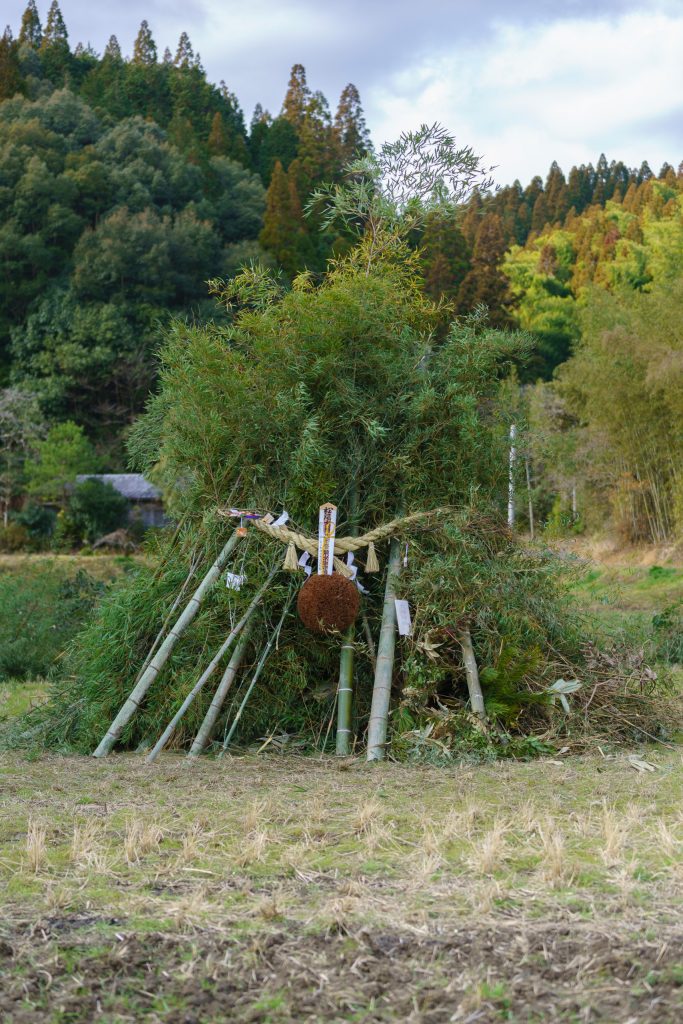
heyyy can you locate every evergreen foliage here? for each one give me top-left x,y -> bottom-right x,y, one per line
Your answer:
0,87 -> 266,443
132,20 -> 157,66
25,421 -> 99,503
18,1 -> 42,48
0,7 -> 373,457
66,477 -> 129,542
1,2 -> 680,562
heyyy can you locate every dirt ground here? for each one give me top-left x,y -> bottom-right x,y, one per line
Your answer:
2,749 -> 683,1022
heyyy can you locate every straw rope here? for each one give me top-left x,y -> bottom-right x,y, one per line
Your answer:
217,506 -> 452,557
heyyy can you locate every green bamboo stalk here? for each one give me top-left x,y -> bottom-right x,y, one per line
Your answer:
185,569 -> 278,761
366,537 -> 401,761
335,627 -> 355,755
220,592 -> 294,754
187,624 -> 254,759
93,530 -> 244,758
134,550 -> 201,689
336,486 -> 358,756
145,567 -> 276,763
460,627 -> 486,719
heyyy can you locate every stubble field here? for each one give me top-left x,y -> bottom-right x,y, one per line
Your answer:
2,747 -> 683,1023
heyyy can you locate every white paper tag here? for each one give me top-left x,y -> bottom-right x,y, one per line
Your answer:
272,510 -> 289,528
298,551 -> 311,567
304,564 -> 313,577
356,580 -> 367,594
394,599 -> 412,636
226,572 -> 246,591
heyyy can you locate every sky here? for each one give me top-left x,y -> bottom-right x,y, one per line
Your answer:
6,0 -> 683,183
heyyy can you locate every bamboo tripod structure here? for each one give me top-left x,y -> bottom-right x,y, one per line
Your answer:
93,503 -> 484,761
145,565 -> 276,762
94,530 -> 244,758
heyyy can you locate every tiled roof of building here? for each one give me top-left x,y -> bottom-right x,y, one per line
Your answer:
75,474 -> 161,501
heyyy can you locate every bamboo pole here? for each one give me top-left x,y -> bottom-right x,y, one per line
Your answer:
508,423 -> 517,530
335,628 -> 355,755
93,530 -> 244,758
336,487 -> 358,756
145,567 -> 276,763
525,456 -> 535,541
134,551 -> 201,689
362,612 -> 377,670
220,592 -> 294,754
366,538 -> 401,761
460,627 -> 486,719
187,564 -> 277,757
187,624 -> 254,759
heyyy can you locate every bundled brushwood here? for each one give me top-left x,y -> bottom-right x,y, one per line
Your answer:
558,642 -> 681,745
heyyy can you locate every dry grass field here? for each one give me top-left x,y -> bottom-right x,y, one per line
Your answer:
2,747 -> 683,1022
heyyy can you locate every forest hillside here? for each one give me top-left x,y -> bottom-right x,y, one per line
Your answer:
0,1 -> 681,550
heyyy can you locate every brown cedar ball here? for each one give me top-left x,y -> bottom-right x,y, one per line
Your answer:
297,572 -> 360,634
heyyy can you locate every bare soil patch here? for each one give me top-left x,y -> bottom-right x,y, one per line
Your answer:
3,913 -> 683,1022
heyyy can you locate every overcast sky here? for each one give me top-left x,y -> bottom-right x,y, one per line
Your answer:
6,0 -> 683,183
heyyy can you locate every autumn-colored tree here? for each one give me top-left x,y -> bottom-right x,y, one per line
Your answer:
333,83 -> 371,162
530,191 -> 550,235
207,111 -> 229,155
460,188 -> 484,249
544,161 -> 568,224
281,63 -> 310,129
259,159 -> 313,276
457,213 -> 510,325
420,211 -> 471,303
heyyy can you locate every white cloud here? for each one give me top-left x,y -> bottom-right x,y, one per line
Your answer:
367,10 -> 683,182
4,1 -> 681,183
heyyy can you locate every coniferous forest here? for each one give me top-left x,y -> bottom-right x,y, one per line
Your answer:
1,1 -> 682,548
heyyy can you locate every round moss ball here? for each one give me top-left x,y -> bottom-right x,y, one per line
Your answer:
297,573 -> 361,634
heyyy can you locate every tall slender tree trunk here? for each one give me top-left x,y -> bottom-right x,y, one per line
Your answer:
366,538 -> 401,761
93,530 -> 244,758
